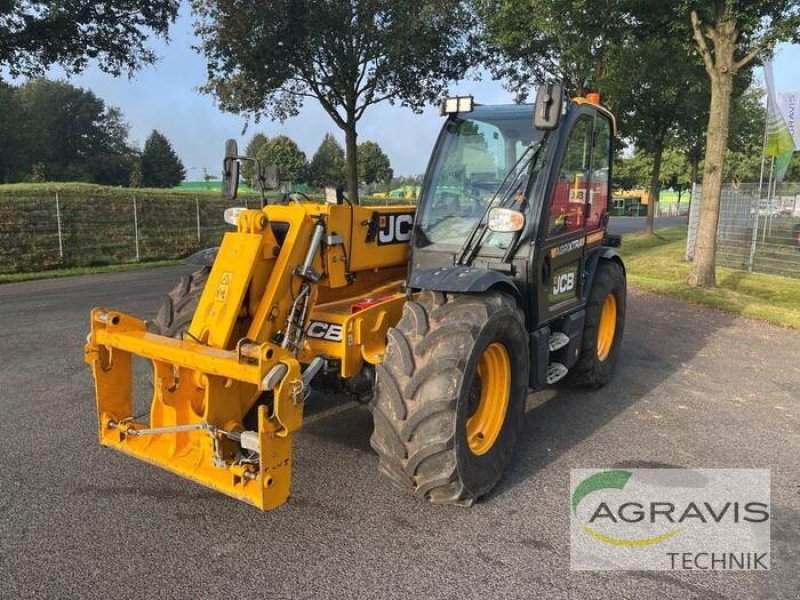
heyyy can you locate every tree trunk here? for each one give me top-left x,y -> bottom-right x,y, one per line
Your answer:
689,148 -> 700,184
645,141 -> 664,234
344,121 -> 359,205
688,70 -> 734,287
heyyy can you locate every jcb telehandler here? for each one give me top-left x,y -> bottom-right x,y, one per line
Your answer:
85,84 -> 626,510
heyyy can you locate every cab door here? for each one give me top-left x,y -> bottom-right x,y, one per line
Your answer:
535,110 -> 601,324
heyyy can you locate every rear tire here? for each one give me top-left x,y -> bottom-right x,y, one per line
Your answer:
566,260 -> 626,387
370,290 -> 529,505
151,267 -> 210,337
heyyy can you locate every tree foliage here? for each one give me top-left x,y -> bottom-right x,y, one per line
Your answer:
614,151 -> 654,191
0,79 -> 136,185
307,134 -> 346,189
478,0 -> 629,99
601,4 -> 706,232
358,141 -> 393,185
141,130 -> 186,188
242,133 -> 270,185
0,1 -> 180,78
263,135 -> 307,183
192,0 -> 477,203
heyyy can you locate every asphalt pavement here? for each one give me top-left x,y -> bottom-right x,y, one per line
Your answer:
0,266 -> 798,599
607,215 -> 687,235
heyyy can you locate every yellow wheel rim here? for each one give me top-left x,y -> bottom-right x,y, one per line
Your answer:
597,294 -> 617,361
466,342 -> 511,456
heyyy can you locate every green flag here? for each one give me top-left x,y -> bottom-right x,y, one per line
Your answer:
764,60 -> 794,158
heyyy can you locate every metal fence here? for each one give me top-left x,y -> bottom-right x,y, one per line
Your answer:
686,183 -> 800,278
0,192 -> 243,274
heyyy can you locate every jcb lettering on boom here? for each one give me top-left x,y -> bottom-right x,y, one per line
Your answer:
306,321 -> 343,342
377,212 -> 414,245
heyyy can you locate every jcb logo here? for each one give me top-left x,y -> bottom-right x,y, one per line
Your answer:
378,213 -> 414,245
306,321 -> 343,342
553,272 -> 576,296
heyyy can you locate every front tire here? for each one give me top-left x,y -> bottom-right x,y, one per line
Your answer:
566,260 -> 626,387
370,290 -> 529,505
151,266 -> 210,337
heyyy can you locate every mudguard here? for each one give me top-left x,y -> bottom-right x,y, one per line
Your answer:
583,247 -> 625,301
408,266 -> 521,299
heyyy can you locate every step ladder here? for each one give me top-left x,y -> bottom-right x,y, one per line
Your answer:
546,331 -> 570,384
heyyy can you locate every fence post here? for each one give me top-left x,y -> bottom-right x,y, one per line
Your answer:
747,197 -> 759,272
195,196 -> 201,242
132,195 -> 140,262
55,192 -> 64,259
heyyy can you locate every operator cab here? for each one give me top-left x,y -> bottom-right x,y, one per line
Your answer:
414,103 -> 543,255
410,86 -> 616,330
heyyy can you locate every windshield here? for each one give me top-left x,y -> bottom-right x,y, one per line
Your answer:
415,104 -> 544,250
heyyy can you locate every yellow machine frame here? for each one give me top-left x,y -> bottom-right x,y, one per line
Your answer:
85,202 -> 414,510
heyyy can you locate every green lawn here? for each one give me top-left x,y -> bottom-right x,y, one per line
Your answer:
619,226 -> 800,330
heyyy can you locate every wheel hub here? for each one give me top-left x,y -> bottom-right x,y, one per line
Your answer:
466,342 -> 511,456
597,294 -> 617,361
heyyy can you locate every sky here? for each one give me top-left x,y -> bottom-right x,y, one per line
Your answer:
29,3 -> 800,179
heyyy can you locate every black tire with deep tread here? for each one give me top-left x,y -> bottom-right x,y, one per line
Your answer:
370,290 -> 529,506
151,267 -> 211,337
566,260 -> 626,387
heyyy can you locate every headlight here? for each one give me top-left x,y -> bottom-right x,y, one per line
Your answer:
487,207 -> 525,233
224,207 -> 247,226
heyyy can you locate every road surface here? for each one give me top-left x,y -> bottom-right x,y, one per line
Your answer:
0,267 -> 797,599
608,215 -> 686,235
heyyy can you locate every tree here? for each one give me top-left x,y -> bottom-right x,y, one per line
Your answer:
141,130 -> 186,188
358,141 -> 393,186
660,148 -> 692,204
598,2 -> 712,234
242,133 -> 270,185
687,1 -> 800,287
614,150 -> 653,191
785,152 -> 800,182
0,82 -> 24,182
308,134 -> 346,189
12,79 -> 136,184
193,0 -> 476,204
264,135 -> 307,183
478,0 -> 629,98
129,162 -> 144,188
480,1 -> 701,234
722,145 -> 763,184
0,1 -> 179,79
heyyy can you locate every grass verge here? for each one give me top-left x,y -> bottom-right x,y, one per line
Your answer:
619,226 -> 800,330
0,260 -> 180,284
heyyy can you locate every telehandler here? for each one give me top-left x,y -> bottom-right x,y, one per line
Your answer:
85,83 -> 626,510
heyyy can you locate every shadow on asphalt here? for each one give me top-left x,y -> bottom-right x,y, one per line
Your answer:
298,289 -> 740,502
494,291 -> 737,499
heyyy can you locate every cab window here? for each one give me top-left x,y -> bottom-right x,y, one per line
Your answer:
548,115 -> 594,237
586,116 -> 611,230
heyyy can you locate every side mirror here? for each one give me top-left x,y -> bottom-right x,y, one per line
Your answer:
257,163 -> 280,191
534,82 -> 563,131
222,139 -> 240,200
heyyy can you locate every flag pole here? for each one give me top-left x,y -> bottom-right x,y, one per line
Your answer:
758,97 -> 769,200
763,156 -> 775,243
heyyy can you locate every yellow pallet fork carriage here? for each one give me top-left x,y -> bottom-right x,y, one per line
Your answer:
85,201 -> 412,510
86,84 -> 627,511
